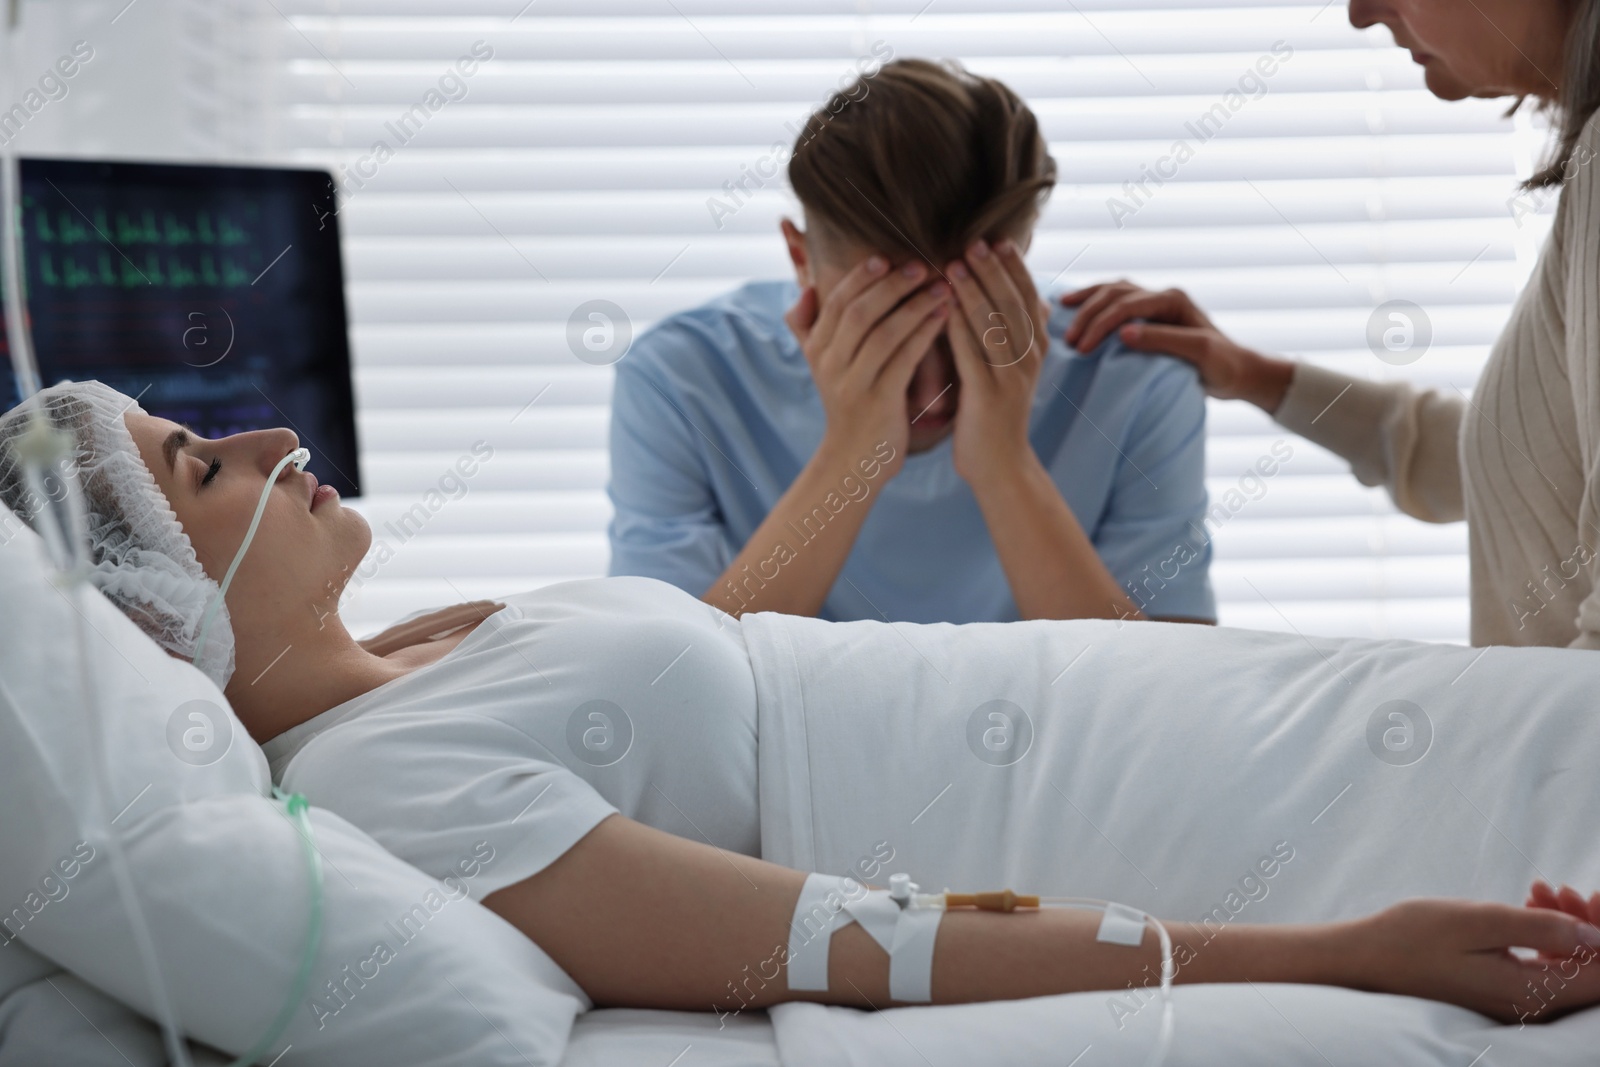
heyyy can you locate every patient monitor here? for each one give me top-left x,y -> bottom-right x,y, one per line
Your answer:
0,156 -> 361,497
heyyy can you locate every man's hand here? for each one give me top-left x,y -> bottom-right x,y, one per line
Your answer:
786,255 -> 951,480
945,238 -> 1050,486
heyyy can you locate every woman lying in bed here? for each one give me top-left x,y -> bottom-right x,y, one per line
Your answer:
2,379 -> 1598,1027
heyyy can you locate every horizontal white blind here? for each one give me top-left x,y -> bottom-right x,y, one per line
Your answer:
266,0 -> 1554,640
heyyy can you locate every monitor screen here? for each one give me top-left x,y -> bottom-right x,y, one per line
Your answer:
0,157 -> 360,496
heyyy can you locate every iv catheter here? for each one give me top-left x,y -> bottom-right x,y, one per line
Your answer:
886,876 -> 1176,1067
789,869 -> 1176,1067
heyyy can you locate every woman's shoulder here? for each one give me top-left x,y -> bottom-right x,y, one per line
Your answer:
1582,105 -> 1600,149
1551,108 -> 1600,221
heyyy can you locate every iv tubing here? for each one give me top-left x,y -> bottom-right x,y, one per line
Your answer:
1029,897 -> 1174,1067
925,892 -> 1176,1067
1,10 -> 193,1066
2,13 -> 322,1060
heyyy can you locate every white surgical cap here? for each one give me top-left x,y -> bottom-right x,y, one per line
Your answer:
0,380 -> 236,687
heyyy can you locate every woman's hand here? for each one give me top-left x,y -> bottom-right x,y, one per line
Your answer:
357,600 -> 505,658
946,238 -> 1050,486
1060,280 -> 1294,414
1527,879 -> 1600,937
785,256 -> 952,479
1348,897 -> 1600,1023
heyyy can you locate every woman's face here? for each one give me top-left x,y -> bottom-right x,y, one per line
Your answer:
124,413 -> 371,649
1348,0 -> 1569,100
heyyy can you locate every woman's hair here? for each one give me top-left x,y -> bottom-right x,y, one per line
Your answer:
1522,0 -> 1600,188
0,381 -> 237,687
786,58 -> 1056,265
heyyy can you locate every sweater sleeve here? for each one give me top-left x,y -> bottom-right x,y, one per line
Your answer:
1558,111 -> 1600,650
1272,361 -> 1466,524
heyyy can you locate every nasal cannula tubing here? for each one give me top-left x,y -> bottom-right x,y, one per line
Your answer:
190,445 -> 311,672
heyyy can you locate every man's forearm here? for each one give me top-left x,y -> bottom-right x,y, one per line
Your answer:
703,438 -> 893,618
973,454 -> 1143,622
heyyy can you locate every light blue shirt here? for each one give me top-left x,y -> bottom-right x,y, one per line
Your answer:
606,280 -> 1215,623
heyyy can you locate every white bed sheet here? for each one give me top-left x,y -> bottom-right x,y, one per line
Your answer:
773,987 -> 1600,1067
561,1008 -> 778,1067
553,992 -> 1600,1067
738,614 -> 1600,1066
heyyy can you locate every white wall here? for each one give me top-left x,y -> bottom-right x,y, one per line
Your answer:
3,0 -> 273,162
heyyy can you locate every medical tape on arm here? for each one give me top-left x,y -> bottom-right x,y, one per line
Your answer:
1096,901 -> 1149,946
837,890 -> 941,1002
785,874 -> 1163,1012
784,874 -> 943,1003
786,873 -> 858,992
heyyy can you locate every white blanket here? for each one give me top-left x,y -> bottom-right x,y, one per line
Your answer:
738,613 -> 1600,1065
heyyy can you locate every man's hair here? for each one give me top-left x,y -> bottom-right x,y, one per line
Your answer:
787,58 -> 1056,266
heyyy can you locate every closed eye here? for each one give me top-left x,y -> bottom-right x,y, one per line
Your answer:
201,457 -> 221,488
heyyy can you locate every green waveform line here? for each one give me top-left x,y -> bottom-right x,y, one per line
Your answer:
28,205 -> 253,249
35,250 -> 264,289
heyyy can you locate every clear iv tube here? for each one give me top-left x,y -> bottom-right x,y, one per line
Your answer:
1038,898 -> 1175,1067
1,42 -> 40,403
2,12 -> 193,1067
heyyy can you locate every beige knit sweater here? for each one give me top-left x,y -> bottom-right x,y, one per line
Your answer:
1274,109 -> 1600,650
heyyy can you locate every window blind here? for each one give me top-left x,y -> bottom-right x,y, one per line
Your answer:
266,0 -> 1552,641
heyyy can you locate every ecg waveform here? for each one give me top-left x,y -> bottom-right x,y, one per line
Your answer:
27,198 -> 264,291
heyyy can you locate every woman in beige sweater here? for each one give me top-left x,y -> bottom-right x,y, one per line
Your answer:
1065,0 -> 1600,649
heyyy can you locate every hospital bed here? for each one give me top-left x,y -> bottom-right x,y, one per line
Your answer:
6,480 -> 1600,1066
8,959 -> 1600,1066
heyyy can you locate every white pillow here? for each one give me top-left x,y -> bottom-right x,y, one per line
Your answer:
0,500 -> 587,1065
0,966 -> 232,1067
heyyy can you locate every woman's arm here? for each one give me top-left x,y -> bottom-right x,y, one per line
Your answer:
1061,283 -> 1466,524
483,815 -> 1600,1023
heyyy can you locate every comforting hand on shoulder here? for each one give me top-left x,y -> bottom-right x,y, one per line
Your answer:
1060,279 -> 1292,413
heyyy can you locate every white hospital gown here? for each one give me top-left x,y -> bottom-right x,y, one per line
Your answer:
270,574 -> 1600,935
264,576 -> 760,899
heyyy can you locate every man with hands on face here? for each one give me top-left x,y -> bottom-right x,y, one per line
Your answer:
607,59 -> 1216,626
